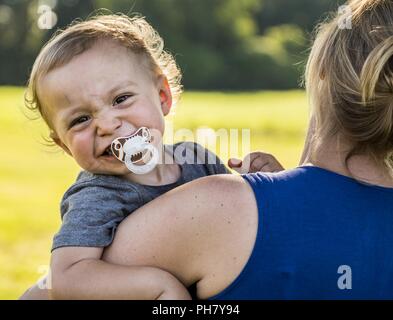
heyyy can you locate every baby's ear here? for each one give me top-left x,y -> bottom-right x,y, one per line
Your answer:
157,76 -> 172,116
50,131 -> 72,156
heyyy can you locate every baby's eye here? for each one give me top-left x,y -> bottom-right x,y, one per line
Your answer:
70,115 -> 90,128
113,95 -> 132,105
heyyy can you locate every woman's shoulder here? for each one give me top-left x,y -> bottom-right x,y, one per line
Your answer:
239,167 -> 310,194
240,165 -> 356,189
165,173 -> 259,298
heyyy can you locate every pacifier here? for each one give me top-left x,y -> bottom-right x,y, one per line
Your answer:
111,127 -> 159,175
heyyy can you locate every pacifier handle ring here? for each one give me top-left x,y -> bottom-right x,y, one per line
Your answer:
124,144 -> 159,175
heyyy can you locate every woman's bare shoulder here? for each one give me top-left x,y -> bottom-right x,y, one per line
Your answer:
103,173 -> 259,299
181,174 -> 259,298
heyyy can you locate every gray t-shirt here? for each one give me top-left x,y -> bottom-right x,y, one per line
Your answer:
52,142 -> 230,251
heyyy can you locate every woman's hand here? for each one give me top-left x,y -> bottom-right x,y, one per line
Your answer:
228,151 -> 285,174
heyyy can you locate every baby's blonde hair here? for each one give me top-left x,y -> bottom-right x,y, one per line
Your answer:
25,13 -> 182,131
305,0 -> 393,173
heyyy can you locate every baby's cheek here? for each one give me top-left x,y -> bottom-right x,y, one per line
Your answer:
149,106 -> 166,131
132,106 -> 165,137
69,134 -> 94,165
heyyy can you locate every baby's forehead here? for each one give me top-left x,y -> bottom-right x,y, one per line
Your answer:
44,39 -> 150,80
84,39 -> 152,69
38,45 -> 155,116
40,42 -> 152,95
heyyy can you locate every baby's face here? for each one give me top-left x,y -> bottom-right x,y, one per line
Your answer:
38,39 -> 171,175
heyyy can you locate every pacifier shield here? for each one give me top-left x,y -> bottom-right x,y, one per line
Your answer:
110,127 -> 159,175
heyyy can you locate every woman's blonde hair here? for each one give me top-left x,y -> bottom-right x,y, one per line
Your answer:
305,0 -> 393,174
25,13 -> 182,131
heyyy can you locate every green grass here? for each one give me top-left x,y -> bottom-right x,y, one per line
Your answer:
0,86 -> 309,299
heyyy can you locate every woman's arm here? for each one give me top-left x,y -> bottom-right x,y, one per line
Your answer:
102,174 -> 258,299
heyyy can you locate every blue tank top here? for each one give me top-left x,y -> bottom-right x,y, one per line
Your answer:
209,165 -> 393,299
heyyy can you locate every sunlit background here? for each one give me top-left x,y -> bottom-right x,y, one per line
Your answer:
0,0 -> 345,299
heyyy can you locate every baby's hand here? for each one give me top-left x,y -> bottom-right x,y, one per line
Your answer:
228,151 -> 285,174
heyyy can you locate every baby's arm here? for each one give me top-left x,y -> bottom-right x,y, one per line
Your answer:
19,282 -> 50,300
49,246 -> 191,300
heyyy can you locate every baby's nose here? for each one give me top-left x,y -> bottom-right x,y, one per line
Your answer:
96,115 -> 122,136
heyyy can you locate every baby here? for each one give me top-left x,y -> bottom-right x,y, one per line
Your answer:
20,14 -> 283,300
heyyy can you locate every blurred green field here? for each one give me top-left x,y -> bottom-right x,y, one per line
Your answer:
0,86 -> 309,299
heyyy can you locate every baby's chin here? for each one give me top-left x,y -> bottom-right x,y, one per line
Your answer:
86,161 -> 150,176
79,151 -> 156,176
81,162 -> 129,176
84,169 -> 125,176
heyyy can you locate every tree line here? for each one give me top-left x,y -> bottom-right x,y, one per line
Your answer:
0,0 -> 344,90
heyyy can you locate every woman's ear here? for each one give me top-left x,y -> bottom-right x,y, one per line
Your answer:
157,76 -> 172,116
50,131 -> 72,156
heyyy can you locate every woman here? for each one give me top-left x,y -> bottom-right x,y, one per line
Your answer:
96,0 -> 393,299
